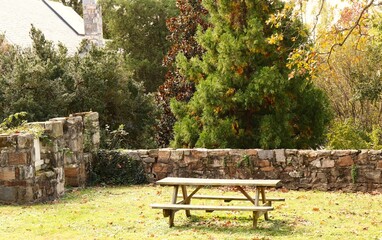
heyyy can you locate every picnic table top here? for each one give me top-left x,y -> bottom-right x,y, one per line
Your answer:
156,177 -> 280,187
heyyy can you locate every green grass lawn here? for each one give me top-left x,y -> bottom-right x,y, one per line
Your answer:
0,185 -> 381,240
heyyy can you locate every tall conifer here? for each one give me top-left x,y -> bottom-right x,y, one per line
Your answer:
171,0 -> 331,149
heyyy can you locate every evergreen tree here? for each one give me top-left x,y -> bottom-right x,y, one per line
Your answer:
171,0 -> 332,149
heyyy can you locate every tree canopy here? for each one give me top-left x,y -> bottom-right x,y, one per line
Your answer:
170,0 -> 332,149
100,0 -> 178,92
312,3 -> 382,149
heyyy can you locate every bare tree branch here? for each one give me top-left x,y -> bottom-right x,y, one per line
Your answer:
325,0 -> 375,60
310,0 -> 326,40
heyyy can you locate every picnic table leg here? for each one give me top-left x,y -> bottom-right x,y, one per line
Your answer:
236,186 -> 264,228
169,210 -> 175,227
252,211 -> 259,229
236,186 -> 256,205
169,185 -> 179,227
255,187 -> 260,206
181,185 -> 191,217
260,187 -> 269,220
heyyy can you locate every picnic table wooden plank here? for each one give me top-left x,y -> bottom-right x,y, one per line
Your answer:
176,194 -> 285,202
156,177 -> 280,187
151,203 -> 273,212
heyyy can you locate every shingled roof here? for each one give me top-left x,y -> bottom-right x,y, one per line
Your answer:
0,0 -> 87,53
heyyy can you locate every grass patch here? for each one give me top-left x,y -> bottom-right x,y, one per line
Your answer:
0,186 -> 382,239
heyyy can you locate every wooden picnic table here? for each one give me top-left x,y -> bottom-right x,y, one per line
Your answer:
151,177 -> 283,229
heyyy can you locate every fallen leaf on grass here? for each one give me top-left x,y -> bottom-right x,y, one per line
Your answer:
275,203 -> 285,209
293,216 -> 311,226
223,221 -> 232,227
351,230 -> 359,235
297,195 -> 308,199
313,207 -> 320,212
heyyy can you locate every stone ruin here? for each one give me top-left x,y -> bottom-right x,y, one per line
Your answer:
0,112 -> 99,204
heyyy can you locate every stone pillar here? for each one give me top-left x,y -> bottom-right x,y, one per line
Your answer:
70,112 -> 100,186
38,120 -> 66,198
83,0 -> 104,46
50,116 -> 84,187
51,112 -> 100,187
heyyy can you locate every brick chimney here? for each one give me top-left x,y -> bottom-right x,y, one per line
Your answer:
82,0 -> 104,46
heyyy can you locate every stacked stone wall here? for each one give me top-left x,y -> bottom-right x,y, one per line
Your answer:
0,112 -> 99,204
123,148 -> 382,192
0,133 -> 64,204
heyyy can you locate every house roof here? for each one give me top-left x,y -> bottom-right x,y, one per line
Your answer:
0,0 -> 86,54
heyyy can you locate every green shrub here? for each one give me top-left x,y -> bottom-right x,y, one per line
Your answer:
369,125 -> 382,150
0,112 -> 44,137
0,27 -> 157,149
326,119 -> 370,149
88,150 -> 147,186
0,112 -> 28,131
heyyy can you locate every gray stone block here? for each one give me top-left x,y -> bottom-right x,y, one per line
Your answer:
364,170 -> 382,183
0,186 -> 17,202
311,159 -> 321,168
143,157 -> 156,163
275,149 -> 286,162
0,152 -> 8,167
257,150 -> 274,160
322,159 -> 335,168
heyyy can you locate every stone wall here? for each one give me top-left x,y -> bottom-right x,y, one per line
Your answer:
123,148 -> 382,192
50,112 -> 100,187
0,133 -> 64,204
0,112 -> 99,204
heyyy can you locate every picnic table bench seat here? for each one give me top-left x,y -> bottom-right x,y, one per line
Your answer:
151,203 -> 273,212
151,203 -> 273,228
